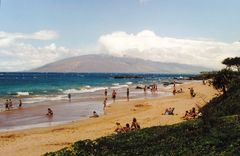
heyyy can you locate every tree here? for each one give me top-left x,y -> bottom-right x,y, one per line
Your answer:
222,57 -> 240,72
211,69 -> 235,94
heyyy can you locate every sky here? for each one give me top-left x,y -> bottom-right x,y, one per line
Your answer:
0,0 -> 239,71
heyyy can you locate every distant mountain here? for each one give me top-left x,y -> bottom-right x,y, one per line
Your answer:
30,54 -> 210,73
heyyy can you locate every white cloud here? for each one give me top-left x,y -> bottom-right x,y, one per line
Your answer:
98,30 -> 240,69
0,29 -> 239,71
0,43 -> 81,71
0,30 -> 58,47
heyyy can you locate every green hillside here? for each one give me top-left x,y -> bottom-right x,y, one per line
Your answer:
45,85 -> 240,156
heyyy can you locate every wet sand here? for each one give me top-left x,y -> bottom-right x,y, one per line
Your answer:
0,81 -> 218,156
0,86 -> 170,131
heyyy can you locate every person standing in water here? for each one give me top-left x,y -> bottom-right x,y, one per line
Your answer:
19,99 -> 22,108
104,89 -> 108,98
112,90 -> 117,102
127,88 -> 130,101
5,99 -> 9,110
9,99 -> 13,109
68,93 -> 71,102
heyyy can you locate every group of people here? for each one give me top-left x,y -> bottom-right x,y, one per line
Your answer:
172,81 -> 184,95
163,107 -> 175,115
182,107 -> 202,120
150,84 -> 158,93
104,88 -> 130,103
4,99 -> 22,110
114,117 -> 141,134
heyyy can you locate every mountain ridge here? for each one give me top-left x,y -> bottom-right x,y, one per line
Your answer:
30,54 -> 211,74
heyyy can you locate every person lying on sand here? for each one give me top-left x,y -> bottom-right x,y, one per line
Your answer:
131,118 -> 140,130
46,108 -> 53,116
182,107 -> 201,120
90,111 -> 99,118
114,122 -> 124,134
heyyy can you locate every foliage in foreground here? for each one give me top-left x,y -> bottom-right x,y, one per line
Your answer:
45,116 -> 240,156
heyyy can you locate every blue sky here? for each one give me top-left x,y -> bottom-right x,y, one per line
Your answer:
0,0 -> 239,71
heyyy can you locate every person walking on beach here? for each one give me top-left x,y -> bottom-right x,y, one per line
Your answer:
19,99 -> 22,108
103,98 -> 107,110
127,88 -> 130,101
104,89 -> 108,98
112,90 -> 117,102
68,93 -> 71,102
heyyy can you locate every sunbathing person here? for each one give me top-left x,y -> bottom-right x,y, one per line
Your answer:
189,87 -> 196,97
182,111 -> 191,120
123,123 -> 131,133
163,107 -> 175,115
114,122 -> 124,134
168,107 -> 175,115
90,111 -> 99,118
46,108 -> 53,116
131,118 -> 140,130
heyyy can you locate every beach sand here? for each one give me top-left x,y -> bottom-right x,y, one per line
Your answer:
0,81 -> 218,156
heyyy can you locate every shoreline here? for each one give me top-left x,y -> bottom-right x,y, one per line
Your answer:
0,81 -> 218,156
0,84 -> 172,132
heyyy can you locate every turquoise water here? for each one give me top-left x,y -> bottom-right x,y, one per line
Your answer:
0,72 -> 193,97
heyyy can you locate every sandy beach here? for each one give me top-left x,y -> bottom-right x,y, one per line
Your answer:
0,81 -> 218,156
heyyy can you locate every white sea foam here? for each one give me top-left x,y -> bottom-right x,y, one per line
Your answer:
17,92 -> 30,96
112,83 -> 119,86
126,82 -> 133,85
23,95 -> 65,104
63,87 -> 108,94
110,85 -> 129,89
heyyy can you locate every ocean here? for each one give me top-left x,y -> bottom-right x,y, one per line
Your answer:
0,72 -> 193,131
0,72 -> 193,97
